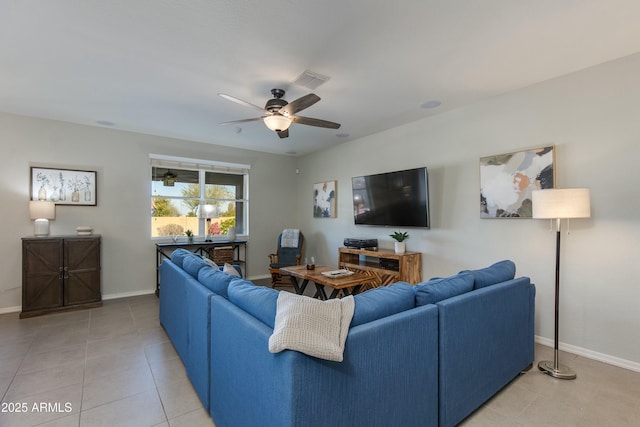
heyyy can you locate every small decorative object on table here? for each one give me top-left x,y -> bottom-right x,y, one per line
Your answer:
227,226 -> 236,242
320,269 -> 354,278
185,229 -> 194,244
390,231 -> 409,254
305,256 -> 315,270
76,226 -> 93,236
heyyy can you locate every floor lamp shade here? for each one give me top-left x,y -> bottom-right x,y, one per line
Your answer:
532,188 -> 591,219
29,201 -> 56,236
531,188 -> 590,380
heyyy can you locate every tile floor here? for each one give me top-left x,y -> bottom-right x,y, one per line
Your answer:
1,292 -> 639,427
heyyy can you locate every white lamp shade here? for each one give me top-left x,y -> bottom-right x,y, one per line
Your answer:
199,204 -> 216,219
532,188 -> 591,219
263,115 -> 292,132
29,201 -> 56,220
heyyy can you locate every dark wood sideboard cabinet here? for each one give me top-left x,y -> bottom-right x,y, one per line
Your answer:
21,235 -> 102,318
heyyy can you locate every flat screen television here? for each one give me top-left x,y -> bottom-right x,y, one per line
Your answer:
352,167 -> 430,228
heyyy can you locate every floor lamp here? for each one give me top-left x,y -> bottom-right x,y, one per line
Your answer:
532,188 -> 591,380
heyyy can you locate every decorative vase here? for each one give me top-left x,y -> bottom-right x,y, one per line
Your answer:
188,236 -> 194,244
72,190 -> 80,203
84,188 -> 92,202
38,185 -> 47,201
227,226 -> 236,242
394,241 -> 406,254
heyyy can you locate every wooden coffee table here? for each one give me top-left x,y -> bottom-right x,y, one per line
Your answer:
280,265 -> 372,300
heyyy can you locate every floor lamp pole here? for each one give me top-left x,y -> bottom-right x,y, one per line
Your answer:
538,218 -> 577,379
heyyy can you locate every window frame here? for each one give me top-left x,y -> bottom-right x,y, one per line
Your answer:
150,154 -> 250,240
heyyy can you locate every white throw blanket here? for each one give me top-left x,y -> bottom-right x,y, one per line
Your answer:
268,292 -> 355,362
280,228 -> 300,248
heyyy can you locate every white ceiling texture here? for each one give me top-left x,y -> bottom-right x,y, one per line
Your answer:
2,1 -> 640,156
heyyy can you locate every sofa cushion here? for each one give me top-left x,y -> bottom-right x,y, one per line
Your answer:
268,291 -> 354,362
414,273 -> 474,306
204,258 -> 219,269
227,279 -> 279,328
460,260 -> 516,289
183,255 -> 209,278
223,263 -> 241,277
170,248 -> 195,268
351,282 -> 416,327
197,267 -> 237,298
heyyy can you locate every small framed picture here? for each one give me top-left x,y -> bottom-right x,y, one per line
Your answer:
313,180 -> 337,218
31,167 -> 97,206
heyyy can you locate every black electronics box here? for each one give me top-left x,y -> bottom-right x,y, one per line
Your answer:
343,238 -> 378,250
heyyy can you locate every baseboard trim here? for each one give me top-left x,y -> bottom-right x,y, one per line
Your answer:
0,305 -> 21,315
102,289 -> 157,300
247,273 -> 271,281
535,336 -> 640,373
0,290 -> 158,314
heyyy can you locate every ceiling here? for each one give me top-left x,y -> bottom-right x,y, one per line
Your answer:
2,1 -> 640,156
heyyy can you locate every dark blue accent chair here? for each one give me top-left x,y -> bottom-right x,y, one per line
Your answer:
268,231 -> 304,287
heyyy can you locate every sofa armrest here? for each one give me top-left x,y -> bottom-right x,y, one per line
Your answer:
437,277 -> 535,427
159,260 -> 191,364
210,296 -> 296,427
184,279 -> 214,411
298,304 -> 439,427
210,297 -> 439,427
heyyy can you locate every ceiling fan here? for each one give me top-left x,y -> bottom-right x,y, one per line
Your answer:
218,88 -> 341,138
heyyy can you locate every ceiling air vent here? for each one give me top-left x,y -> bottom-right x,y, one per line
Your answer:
293,70 -> 330,90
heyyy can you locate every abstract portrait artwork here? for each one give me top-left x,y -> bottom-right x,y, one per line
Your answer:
313,181 -> 337,218
480,146 -> 555,218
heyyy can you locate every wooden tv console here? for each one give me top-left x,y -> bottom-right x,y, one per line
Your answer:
338,247 -> 422,289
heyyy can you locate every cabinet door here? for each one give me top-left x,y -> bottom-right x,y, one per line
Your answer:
64,237 -> 101,306
23,239 -> 63,311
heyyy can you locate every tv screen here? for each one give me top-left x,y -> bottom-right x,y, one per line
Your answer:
352,167 -> 430,228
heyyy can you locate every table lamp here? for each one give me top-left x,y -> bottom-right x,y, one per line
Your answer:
199,204 -> 216,242
30,201 -> 56,236
532,188 -> 591,379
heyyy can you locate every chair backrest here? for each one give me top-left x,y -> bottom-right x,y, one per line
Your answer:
277,232 -> 304,265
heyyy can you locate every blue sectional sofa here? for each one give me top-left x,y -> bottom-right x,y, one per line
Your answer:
159,251 -> 535,427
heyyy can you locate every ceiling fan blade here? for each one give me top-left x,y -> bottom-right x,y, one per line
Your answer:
292,115 -> 341,129
279,93 -> 320,116
219,117 -> 265,125
218,93 -> 268,113
277,129 -> 289,139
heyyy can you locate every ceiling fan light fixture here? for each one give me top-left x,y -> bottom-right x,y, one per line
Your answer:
264,115 -> 292,132
162,170 -> 177,186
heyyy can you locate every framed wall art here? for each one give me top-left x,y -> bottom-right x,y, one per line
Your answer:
480,146 -> 555,218
313,180 -> 337,218
31,167 -> 97,206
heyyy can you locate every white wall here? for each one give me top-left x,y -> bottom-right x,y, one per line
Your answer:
0,114 -> 298,310
298,53 -> 640,369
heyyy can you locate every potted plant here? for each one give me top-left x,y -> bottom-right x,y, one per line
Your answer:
390,231 -> 409,254
185,229 -> 194,244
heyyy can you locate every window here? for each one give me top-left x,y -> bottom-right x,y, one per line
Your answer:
150,155 -> 249,239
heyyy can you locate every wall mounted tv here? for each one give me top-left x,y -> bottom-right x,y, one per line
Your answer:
352,167 -> 430,228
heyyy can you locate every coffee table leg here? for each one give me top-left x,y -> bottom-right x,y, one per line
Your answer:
313,283 -> 328,300
328,288 -> 341,299
289,277 -> 310,295
342,285 -> 362,297
299,279 -> 309,295
289,276 -> 301,294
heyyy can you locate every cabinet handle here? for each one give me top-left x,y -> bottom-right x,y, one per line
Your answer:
63,266 -> 69,279
59,267 -> 64,279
